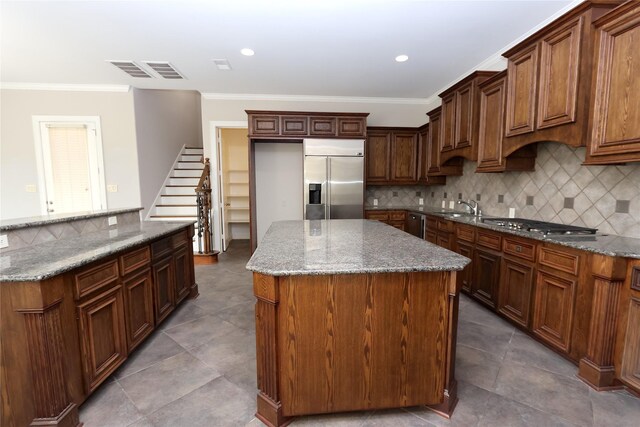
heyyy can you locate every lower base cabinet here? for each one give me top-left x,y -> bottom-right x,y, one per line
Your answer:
152,256 -> 176,324
498,257 -> 535,328
77,284 -> 128,394
456,240 -> 474,293
472,248 -> 501,309
123,269 -> 155,351
532,270 -> 577,353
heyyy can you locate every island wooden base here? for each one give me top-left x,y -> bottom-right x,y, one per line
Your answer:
253,270 -> 460,426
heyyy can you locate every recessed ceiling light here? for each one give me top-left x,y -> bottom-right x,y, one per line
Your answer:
241,48 -> 255,56
395,55 -> 409,63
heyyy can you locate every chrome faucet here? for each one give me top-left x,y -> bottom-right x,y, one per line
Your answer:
458,199 -> 480,216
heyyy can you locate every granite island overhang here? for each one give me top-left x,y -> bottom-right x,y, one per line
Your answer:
246,219 -> 471,427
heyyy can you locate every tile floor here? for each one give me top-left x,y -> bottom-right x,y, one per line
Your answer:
79,240 -> 640,426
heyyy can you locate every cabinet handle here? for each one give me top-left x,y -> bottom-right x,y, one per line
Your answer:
515,245 -> 522,253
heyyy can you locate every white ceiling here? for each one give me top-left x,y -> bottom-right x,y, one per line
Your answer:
1,0 -> 576,99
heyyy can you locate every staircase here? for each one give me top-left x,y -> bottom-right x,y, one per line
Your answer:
148,146 -> 204,224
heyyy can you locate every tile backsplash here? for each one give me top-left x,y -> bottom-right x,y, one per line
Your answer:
366,142 -> 640,238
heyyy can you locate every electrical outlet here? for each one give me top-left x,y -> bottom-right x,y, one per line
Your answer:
108,216 -> 117,226
418,198 -> 424,205
25,184 -> 36,193
373,199 -> 378,206
0,235 -> 8,249
449,201 -> 455,209
509,208 -> 516,218
107,184 -> 118,193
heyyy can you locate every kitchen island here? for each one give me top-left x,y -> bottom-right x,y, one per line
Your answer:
1,209 -> 197,427
246,219 -> 470,426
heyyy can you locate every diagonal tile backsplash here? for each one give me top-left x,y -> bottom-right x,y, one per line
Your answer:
367,142 -> 640,238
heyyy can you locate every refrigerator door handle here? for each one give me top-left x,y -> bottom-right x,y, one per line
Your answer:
327,157 -> 331,219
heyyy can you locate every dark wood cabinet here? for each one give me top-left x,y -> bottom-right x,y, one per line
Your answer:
152,256 -> 175,324
174,247 -> 192,304
441,93 -> 456,152
247,111 -> 368,138
364,210 -> 406,231
499,257 -> 535,327
77,284 -> 127,394
456,240 -> 474,293
366,128 -> 419,185
427,107 -> 462,177
417,125 -> 447,186
123,269 -> 154,351
477,71 -> 537,173
472,248 -> 501,309
365,130 -> 391,183
532,270 -> 577,352
585,1 -> 640,164
390,131 -> 418,182
501,1 -> 620,156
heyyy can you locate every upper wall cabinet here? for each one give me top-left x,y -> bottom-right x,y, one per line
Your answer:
417,124 -> 446,186
366,127 -> 424,185
477,71 -> 537,173
585,1 -> 640,165
246,111 -> 369,139
501,1 -> 621,156
427,107 -> 463,177
438,71 -> 498,164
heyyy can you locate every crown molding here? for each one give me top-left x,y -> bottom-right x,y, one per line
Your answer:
201,92 -> 429,105
0,82 -> 131,92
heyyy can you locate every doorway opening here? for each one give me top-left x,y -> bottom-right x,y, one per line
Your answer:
32,116 -> 107,216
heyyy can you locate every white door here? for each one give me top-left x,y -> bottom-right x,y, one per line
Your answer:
217,129 -> 230,251
36,119 -> 106,215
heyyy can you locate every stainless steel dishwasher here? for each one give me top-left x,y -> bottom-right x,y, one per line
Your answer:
406,212 -> 425,238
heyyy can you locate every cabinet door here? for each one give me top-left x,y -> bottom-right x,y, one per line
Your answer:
249,115 -> 280,136
427,111 -> 442,175
174,247 -> 192,304
123,269 -> 154,351
425,230 -> 437,244
365,131 -> 391,182
440,94 -> 456,152
537,18 -> 582,130
309,117 -> 337,136
472,248 -> 501,309
588,4 -> 640,161
621,296 -> 640,391
281,116 -> 308,136
454,82 -> 474,149
337,117 -> 366,137
390,132 -> 418,182
77,285 -> 127,393
477,74 -> 506,171
436,233 -> 451,251
152,256 -> 175,324
456,240 -> 474,293
417,126 -> 429,182
532,270 -> 576,352
505,44 -> 539,137
499,257 -> 535,327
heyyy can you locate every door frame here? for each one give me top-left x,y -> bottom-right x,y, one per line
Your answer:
207,120 -> 247,252
32,115 -> 107,215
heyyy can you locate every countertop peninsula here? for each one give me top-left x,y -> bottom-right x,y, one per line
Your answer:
246,219 -> 470,276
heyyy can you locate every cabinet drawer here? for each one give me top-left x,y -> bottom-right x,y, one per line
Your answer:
389,211 -> 406,221
74,259 -> 119,300
172,229 -> 189,249
151,236 -> 173,260
631,267 -> 640,293
476,230 -> 502,250
437,219 -> 453,232
309,117 -> 337,136
503,237 -> 536,262
539,246 -> 579,276
366,211 -> 389,221
250,115 -> 279,136
456,224 -> 475,242
337,117 -> 365,137
119,246 -> 150,277
281,116 -> 308,135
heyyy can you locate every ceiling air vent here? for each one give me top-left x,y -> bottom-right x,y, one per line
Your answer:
143,61 -> 185,79
108,61 -> 152,78
213,59 -> 232,71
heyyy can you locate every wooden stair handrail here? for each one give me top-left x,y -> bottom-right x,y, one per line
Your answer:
195,158 -> 214,255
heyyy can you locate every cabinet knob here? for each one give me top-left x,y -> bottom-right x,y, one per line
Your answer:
515,245 -> 522,252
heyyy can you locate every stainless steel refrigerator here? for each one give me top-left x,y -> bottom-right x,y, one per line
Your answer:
303,139 -> 364,220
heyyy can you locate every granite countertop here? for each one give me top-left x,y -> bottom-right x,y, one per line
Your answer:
246,219 -> 470,276
0,207 -> 143,231
0,221 -> 194,282
365,205 -> 640,259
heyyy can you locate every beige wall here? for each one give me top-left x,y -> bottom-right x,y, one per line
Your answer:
133,89 -> 202,217
0,89 -> 140,219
